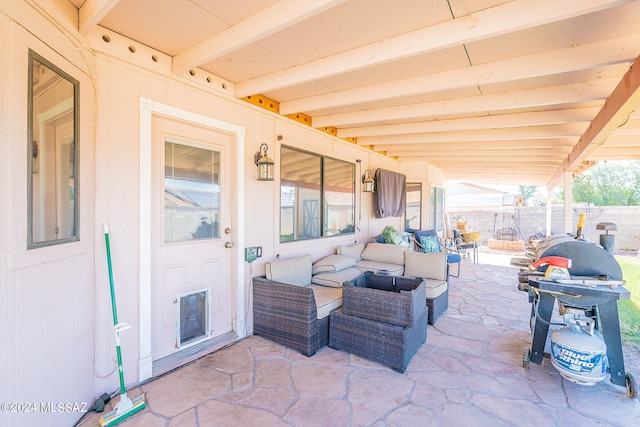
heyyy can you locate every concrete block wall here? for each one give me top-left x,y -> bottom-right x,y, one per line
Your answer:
448,206 -> 640,251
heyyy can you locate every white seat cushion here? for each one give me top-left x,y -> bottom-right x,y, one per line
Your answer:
422,278 -> 448,299
311,267 -> 362,288
308,285 -> 343,319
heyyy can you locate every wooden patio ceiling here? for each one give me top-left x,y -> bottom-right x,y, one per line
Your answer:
70,0 -> 640,187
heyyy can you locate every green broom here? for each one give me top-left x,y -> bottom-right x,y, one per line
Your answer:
99,223 -> 146,426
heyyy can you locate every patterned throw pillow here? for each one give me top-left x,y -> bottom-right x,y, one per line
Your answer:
419,235 -> 440,253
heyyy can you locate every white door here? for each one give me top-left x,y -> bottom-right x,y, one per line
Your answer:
151,115 -> 234,361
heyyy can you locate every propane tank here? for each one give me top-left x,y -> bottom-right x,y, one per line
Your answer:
550,313 -> 607,386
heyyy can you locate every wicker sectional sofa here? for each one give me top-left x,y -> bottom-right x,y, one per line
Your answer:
252,243 -> 448,357
337,242 -> 407,276
252,254 -> 355,356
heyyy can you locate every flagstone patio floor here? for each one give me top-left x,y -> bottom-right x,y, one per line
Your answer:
82,259 -> 640,426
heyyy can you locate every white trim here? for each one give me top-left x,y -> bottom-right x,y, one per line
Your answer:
138,97 -> 245,382
36,96 -> 73,123
138,98 -> 153,381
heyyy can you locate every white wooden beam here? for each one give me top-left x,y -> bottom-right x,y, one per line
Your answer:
609,118 -> 640,135
444,177 -> 549,185
281,36 -> 640,115
591,146 -> 640,156
313,79 -> 616,128
396,150 -> 568,159
429,162 -> 560,169
372,139 -> 576,152
435,174 -> 555,180
432,170 -> 558,177
448,179 -> 549,185
583,134 -> 640,146
549,54 -> 640,187
338,108 -> 601,138
79,0 -> 120,35
236,0 -> 630,97
358,124 -> 587,146
418,166 -> 556,179
437,166 -> 557,173
172,0 -> 348,74
589,154 -> 640,160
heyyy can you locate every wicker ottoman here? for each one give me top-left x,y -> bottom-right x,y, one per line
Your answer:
329,307 -> 428,372
342,273 -> 426,327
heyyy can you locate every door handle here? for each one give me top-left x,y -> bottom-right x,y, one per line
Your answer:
224,242 -> 234,248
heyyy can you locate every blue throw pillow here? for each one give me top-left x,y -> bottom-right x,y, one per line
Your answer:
419,235 -> 440,253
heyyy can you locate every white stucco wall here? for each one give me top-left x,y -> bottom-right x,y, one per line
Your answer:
91,53 -> 437,387
0,2 -> 443,425
0,2 -> 97,426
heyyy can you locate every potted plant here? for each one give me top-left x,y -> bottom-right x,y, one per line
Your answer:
381,225 -> 397,244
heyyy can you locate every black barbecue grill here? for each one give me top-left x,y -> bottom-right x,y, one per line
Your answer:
513,233 -> 637,398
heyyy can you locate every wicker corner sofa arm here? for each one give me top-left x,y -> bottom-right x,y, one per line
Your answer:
252,276 -> 329,356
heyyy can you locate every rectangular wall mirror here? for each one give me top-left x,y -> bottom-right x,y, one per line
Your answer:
28,51 -> 79,248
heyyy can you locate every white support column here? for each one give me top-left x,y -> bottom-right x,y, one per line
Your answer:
546,187 -> 552,236
563,172 -> 573,233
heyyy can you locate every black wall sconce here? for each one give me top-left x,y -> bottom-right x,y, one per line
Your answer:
362,169 -> 375,192
254,143 -> 274,181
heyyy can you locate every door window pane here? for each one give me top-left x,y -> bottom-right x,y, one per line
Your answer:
164,141 -> 220,243
28,51 -> 79,248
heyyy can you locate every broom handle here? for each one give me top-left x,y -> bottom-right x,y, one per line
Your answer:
104,223 -> 127,395
104,224 -> 119,325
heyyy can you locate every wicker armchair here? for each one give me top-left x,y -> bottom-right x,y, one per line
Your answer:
253,276 -> 329,356
403,251 -> 448,325
412,229 -> 462,279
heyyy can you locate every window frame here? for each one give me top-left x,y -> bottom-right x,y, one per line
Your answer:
27,50 -> 80,249
430,185 -> 445,232
279,145 -> 355,243
405,182 -> 422,231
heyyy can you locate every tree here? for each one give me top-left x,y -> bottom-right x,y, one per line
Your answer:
518,185 -> 540,206
573,161 -> 640,206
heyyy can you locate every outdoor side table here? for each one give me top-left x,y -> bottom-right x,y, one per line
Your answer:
457,240 -> 478,263
329,273 -> 428,372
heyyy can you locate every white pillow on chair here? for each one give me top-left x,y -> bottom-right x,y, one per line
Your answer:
336,243 -> 365,261
404,251 -> 447,281
265,254 -> 313,287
